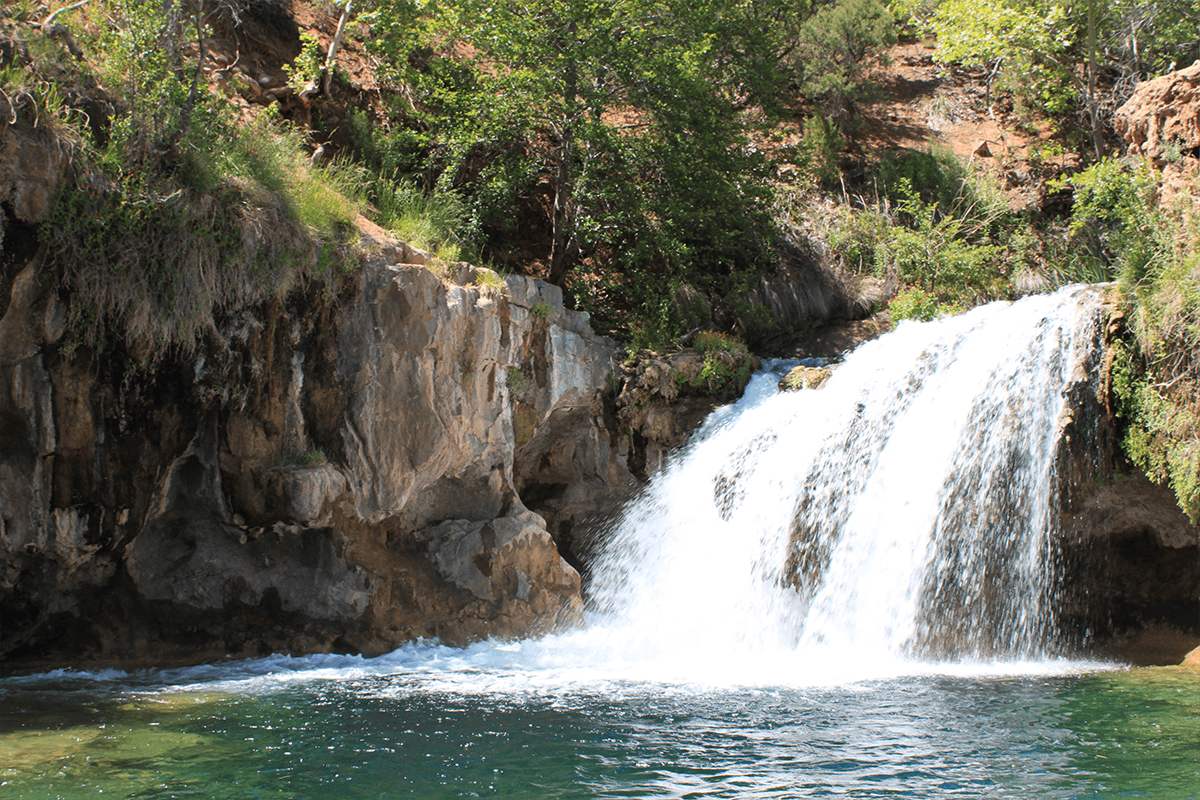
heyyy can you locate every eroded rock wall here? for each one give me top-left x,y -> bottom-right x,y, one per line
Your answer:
1055,300 -> 1200,658
0,211 -> 628,666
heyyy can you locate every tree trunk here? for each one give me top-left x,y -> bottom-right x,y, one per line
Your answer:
321,0 -> 353,97
1087,0 -> 1104,160
548,20 -> 578,287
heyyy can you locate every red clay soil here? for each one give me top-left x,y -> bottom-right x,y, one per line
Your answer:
855,40 -> 1084,209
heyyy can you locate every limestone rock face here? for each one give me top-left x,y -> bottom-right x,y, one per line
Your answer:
0,226 -> 619,665
610,347 -> 755,480
1055,301 -> 1200,656
0,126 -> 67,223
422,512 -> 583,642
335,266 -> 616,530
1114,61 -> 1200,167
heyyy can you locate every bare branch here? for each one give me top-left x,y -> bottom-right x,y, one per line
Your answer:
41,0 -> 90,29
321,0 -> 353,97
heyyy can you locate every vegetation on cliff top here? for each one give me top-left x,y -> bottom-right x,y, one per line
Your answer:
3,0 -> 369,357
3,0 -> 1199,512
1066,158 -> 1200,522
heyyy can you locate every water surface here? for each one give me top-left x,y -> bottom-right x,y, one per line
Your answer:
8,288 -> 1188,798
2,649 -> 1198,799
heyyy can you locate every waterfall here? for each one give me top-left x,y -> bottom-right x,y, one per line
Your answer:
587,285 -> 1105,669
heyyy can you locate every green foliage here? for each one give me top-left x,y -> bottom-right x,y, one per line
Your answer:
1083,155 -> 1200,523
692,330 -> 754,394
826,203 -> 892,274
474,267 -> 506,296
284,31 -> 324,91
366,0 -> 784,341
1110,338 -> 1200,522
928,0 -> 1200,131
787,0 -> 898,115
931,0 -> 1075,116
347,110 -> 429,176
874,146 -> 1007,221
505,366 -> 527,390
795,116 -> 845,188
821,148 -> 1017,310
887,285 -> 961,322
876,178 -> 1004,302
530,301 -> 553,319
1099,0 -> 1200,80
88,0 -> 225,182
1059,158 -> 1161,291
278,448 -> 329,468
0,62 -> 71,132
368,169 -> 466,260
30,0 -> 363,357
38,120 -> 353,355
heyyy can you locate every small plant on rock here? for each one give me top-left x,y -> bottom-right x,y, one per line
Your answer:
693,330 -> 754,395
505,366 -> 527,391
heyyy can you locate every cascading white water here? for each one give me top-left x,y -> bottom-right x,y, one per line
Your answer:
586,285 -> 1105,671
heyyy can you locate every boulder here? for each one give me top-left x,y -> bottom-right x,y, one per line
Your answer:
779,365 -> 832,391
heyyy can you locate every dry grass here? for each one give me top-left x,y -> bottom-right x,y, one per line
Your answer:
42,109 -> 362,359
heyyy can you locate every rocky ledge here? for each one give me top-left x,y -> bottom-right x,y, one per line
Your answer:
0,238 -> 626,667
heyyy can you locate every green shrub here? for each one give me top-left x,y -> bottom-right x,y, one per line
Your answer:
1058,159 -> 1161,293
505,366 -> 527,390
872,146 -> 1007,225
35,0 -> 364,359
1110,337 -> 1200,522
365,0 -> 780,344
692,330 -> 754,395
931,0 -> 1075,118
787,0 -> 897,118
795,116 -> 845,188
875,178 -> 1006,304
284,31 -> 324,91
888,286 -> 961,322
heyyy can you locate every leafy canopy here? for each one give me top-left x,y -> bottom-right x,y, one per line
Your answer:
365,0 -> 787,337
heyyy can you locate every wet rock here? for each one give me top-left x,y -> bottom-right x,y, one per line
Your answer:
0,237 -> 620,665
1055,303 -> 1200,658
779,365 -> 832,391
1184,643 -> 1200,668
127,516 -> 372,622
335,264 -> 617,530
421,511 -> 583,642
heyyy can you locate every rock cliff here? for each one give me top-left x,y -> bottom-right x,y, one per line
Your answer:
1055,298 -> 1199,660
0,141 -> 638,665
0,112 -> 770,668
1113,60 -> 1200,168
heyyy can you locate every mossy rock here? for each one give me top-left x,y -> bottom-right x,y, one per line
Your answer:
779,365 -> 831,391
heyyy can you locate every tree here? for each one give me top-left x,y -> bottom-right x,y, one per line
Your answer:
786,0 -> 898,124
931,0 -> 1200,154
369,0 -> 784,292
931,0 -> 1074,110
